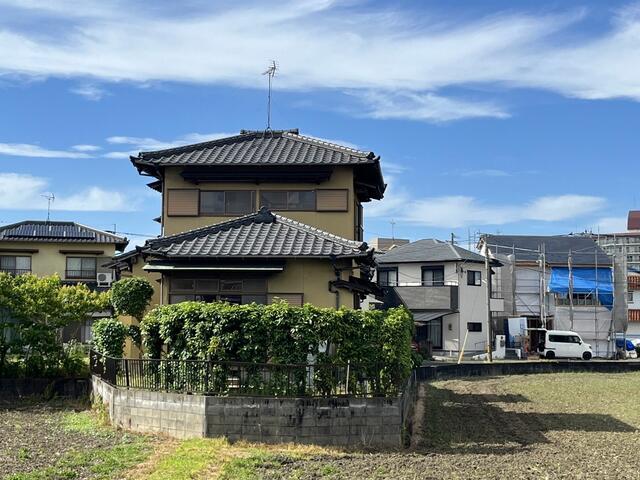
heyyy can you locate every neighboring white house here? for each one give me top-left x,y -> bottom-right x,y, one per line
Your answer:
372,239 -> 499,356
479,234 -> 617,357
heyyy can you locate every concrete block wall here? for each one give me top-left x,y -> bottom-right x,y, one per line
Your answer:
205,396 -> 402,447
92,376 -> 206,439
92,376 -> 404,447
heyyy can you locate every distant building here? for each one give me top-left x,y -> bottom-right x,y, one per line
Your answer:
0,220 -> 128,342
596,210 -> 640,338
479,234 -> 616,357
374,239 -> 501,356
368,237 -> 410,253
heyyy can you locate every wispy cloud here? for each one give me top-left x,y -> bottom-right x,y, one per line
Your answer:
0,143 -> 91,158
70,83 -> 107,100
355,91 -> 510,122
368,182 -> 607,228
71,144 -> 101,152
0,173 -> 137,211
1,2 -> 639,121
104,132 -> 234,158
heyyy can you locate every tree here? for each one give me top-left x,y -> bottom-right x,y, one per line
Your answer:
0,273 -> 109,376
110,277 -> 154,321
92,318 -> 129,358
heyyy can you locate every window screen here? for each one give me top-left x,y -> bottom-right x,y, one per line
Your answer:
378,269 -> 398,286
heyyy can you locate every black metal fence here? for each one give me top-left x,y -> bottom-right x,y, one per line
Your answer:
89,351 -> 384,397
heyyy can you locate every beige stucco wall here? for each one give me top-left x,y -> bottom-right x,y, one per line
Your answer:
0,241 -> 117,279
119,258 -> 162,357
161,166 -> 357,239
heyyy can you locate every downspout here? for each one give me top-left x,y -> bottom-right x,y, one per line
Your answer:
329,255 -> 340,309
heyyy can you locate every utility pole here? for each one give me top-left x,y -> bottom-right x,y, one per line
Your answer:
568,249 -> 574,330
485,247 -> 493,362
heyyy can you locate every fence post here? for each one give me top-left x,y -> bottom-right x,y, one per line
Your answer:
124,358 -> 130,389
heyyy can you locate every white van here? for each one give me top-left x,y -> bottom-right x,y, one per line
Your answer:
538,330 -> 593,360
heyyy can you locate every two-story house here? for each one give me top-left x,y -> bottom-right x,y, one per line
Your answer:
0,220 -> 128,341
113,129 -> 386,312
479,234 -> 616,356
374,239 -> 499,356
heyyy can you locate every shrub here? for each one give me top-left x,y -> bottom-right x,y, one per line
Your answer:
92,318 -> 128,358
140,301 -> 414,394
110,277 -> 154,321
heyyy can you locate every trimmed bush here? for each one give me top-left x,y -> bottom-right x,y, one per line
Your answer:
110,277 -> 154,321
92,318 -> 128,358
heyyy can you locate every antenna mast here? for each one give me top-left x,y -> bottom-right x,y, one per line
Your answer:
41,193 -> 55,222
262,60 -> 278,130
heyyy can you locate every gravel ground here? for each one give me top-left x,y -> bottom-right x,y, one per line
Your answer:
258,372 -> 640,479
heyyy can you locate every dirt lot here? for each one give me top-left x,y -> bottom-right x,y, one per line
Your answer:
2,372 -> 638,479
255,372 -> 640,479
0,399 -> 152,479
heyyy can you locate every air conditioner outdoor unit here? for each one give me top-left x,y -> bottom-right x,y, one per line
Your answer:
96,272 -> 113,287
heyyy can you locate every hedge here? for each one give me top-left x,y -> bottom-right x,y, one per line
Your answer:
141,302 -> 414,395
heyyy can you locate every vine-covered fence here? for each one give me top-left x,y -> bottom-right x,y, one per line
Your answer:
90,350 -> 385,397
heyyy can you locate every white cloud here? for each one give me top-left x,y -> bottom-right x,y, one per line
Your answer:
356,91 -> 510,122
104,132 -> 234,158
368,187 -> 607,228
0,173 -> 136,211
71,144 -> 101,152
70,83 -> 107,100
458,169 -> 511,177
1,2 -> 640,121
0,142 -> 91,158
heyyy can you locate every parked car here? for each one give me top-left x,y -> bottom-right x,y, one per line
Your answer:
537,330 -> 593,360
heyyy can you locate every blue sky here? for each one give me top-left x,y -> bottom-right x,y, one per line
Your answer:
0,0 -> 639,248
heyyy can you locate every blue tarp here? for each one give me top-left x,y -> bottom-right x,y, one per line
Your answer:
548,267 -> 614,310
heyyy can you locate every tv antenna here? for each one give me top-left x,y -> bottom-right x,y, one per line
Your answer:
262,60 -> 278,130
390,219 -> 396,239
41,193 -> 55,222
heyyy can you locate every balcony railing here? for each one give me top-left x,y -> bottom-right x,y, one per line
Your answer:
379,281 -> 458,287
65,269 -> 97,280
0,268 -> 31,275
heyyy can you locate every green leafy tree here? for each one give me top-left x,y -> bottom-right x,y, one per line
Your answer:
92,317 -> 129,358
0,273 -> 108,376
110,277 -> 154,321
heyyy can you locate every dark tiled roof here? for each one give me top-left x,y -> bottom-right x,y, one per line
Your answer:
143,207 -> 369,258
483,234 -> 611,266
629,211 -> 640,230
133,129 -> 377,167
0,221 -> 128,250
377,239 -> 486,264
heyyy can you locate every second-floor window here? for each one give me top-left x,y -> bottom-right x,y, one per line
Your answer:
422,266 -> 445,286
0,255 -> 31,275
378,268 -> 398,287
260,191 -> 316,211
200,191 -> 255,215
467,270 -> 482,286
66,257 -> 97,280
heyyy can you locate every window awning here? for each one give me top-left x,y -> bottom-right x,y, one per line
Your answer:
143,264 -> 284,272
413,310 -> 452,324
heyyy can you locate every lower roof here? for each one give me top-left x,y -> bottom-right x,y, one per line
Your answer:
142,207 -> 370,260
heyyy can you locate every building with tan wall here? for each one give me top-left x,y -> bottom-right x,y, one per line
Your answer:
111,128 -> 386,315
0,220 -> 128,341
